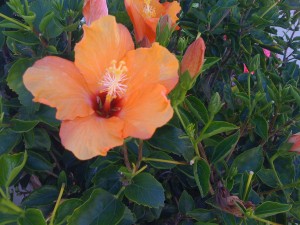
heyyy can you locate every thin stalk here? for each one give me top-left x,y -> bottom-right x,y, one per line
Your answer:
260,0 -> 280,18
142,157 -> 188,165
0,188 -> 7,199
49,183 -> 65,225
249,215 -> 281,225
0,13 -> 31,30
122,144 -> 131,171
135,140 -> 144,172
115,186 -> 126,199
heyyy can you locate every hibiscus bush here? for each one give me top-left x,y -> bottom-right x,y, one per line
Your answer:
1,0 -> 300,224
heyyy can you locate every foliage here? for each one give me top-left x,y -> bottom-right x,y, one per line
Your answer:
0,0 -> 300,224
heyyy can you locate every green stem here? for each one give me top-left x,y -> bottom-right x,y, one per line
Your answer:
49,183 -> 65,225
0,13 -> 31,30
115,186 -> 126,199
243,171 -> 254,201
133,165 -> 147,177
142,157 -> 188,165
247,73 -> 251,113
269,157 -> 291,203
249,214 -> 281,225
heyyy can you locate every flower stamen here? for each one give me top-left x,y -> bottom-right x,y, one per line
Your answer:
143,0 -> 156,18
100,60 -> 128,113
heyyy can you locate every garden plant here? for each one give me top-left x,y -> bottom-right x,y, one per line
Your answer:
0,0 -> 300,224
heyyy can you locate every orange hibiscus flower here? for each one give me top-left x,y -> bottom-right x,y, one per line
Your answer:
125,0 -> 181,45
23,16 -> 179,160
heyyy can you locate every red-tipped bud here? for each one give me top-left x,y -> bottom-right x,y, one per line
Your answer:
263,48 -> 271,58
181,37 -> 206,78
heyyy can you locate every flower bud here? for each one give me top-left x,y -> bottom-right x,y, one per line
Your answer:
181,37 -> 206,78
288,133 -> 300,154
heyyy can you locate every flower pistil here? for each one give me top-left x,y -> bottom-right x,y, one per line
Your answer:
143,0 -> 156,18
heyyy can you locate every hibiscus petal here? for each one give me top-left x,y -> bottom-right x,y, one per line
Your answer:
124,42 -> 178,94
75,15 -> 134,94
119,84 -> 173,139
83,0 -> 108,26
60,114 -> 124,160
162,1 -> 181,26
23,56 -> 94,120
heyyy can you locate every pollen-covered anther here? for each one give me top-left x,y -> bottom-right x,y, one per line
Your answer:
100,60 -> 128,99
143,0 -> 156,18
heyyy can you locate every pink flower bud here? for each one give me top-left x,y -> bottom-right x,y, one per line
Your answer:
243,63 -> 254,75
223,35 -> 227,41
288,133 -> 300,154
83,0 -> 108,26
181,37 -> 206,78
263,48 -> 271,58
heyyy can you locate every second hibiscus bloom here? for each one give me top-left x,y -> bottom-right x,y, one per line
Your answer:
23,16 -> 179,160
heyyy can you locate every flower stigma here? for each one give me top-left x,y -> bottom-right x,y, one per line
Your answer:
143,0 -> 156,18
99,60 -> 128,114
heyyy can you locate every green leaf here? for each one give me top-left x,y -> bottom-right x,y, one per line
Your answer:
68,189 -> 125,225
290,202 -> 300,220
39,11 -> 55,34
208,92 -> 223,117
199,121 -> 239,141
124,173 -> 165,208
185,96 -> 209,124
257,168 -> 277,188
201,57 -> 220,72
0,129 -> 22,155
193,159 -> 210,197
148,125 -> 194,161
2,30 -> 39,45
6,58 -> 36,108
178,190 -> 195,214
230,147 -> 264,173
117,207 -> 136,225
0,151 -> 28,188
186,208 -> 215,222
21,185 -> 58,208
54,199 -> 83,225
18,208 -> 46,225
0,198 -> 24,224
10,119 -> 39,133
24,128 -> 51,151
249,54 -> 260,72
251,116 -> 268,140
254,201 -> 291,218
26,151 -> 53,172
211,131 -> 240,163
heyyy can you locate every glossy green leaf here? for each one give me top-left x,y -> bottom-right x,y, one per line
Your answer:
251,116 -> 268,140
10,119 -> 39,133
211,131 -> 240,163
21,186 -> 58,208
18,208 -> 46,225
54,199 -> 83,225
208,93 -> 223,117
185,96 -> 209,124
124,173 -> 165,208
199,121 -> 239,142
254,201 -> 291,218
26,151 -> 53,172
0,129 -> 22,155
178,190 -> 195,214
193,159 -> 210,197
0,198 -> 23,224
6,58 -> 36,108
0,151 -> 27,187
230,147 -> 263,173
2,31 -> 39,45
201,57 -> 220,72
68,189 -> 125,225
147,151 -> 176,169
148,125 -> 194,161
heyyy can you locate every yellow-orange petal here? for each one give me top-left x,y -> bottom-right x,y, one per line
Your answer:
181,37 -> 206,78
60,114 -> 124,160
75,15 -> 134,94
162,1 -> 181,26
83,0 -> 108,26
23,56 -> 94,120
119,84 -> 173,139
124,42 -> 179,94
